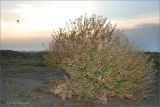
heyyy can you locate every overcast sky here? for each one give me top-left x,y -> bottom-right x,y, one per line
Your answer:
1,1 -> 160,52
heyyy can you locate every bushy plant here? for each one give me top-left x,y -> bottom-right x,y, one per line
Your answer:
45,14 -> 155,104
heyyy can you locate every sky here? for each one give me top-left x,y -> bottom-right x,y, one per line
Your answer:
1,0 -> 160,52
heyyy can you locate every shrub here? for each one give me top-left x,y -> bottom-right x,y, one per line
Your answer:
45,14 -> 155,104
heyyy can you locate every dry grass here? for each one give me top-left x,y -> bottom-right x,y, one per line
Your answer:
45,14 -> 155,104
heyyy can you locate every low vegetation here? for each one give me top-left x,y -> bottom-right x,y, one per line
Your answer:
0,50 -> 46,67
45,15 -> 156,104
146,52 -> 160,71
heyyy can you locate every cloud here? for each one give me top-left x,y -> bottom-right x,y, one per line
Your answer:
111,15 -> 160,52
1,1 -> 159,52
2,24 -> 159,52
124,23 -> 160,52
1,1 -> 94,31
1,37 -> 50,51
113,15 -> 159,29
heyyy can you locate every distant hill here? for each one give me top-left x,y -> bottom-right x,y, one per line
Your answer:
0,50 -> 46,59
0,50 -> 47,67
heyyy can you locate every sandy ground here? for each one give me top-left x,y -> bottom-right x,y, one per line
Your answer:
0,66 -> 159,107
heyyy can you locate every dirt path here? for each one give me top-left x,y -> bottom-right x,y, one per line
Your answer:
0,66 -> 159,107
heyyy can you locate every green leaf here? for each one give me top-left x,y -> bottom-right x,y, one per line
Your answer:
115,80 -> 125,92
